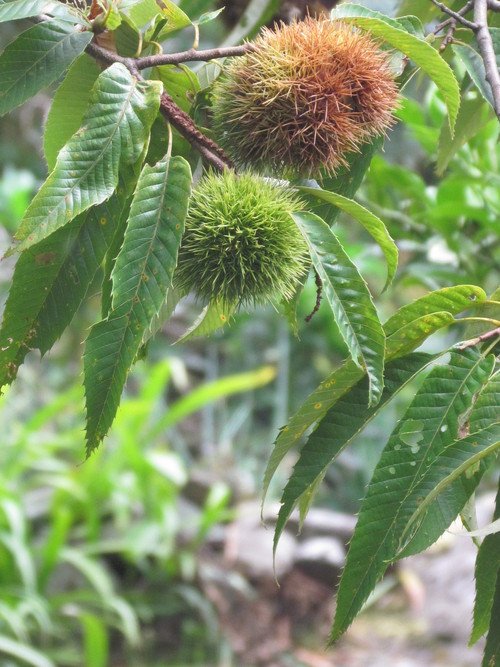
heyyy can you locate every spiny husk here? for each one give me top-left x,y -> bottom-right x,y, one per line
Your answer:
212,17 -> 399,177
174,171 -> 309,307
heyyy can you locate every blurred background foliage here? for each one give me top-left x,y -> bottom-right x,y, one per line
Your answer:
1,0 -> 500,664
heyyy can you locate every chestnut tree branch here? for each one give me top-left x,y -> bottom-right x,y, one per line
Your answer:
487,0 -> 500,10
457,325 -> 500,349
136,44 -> 253,70
430,0 -> 478,28
474,0 -> 500,120
433,0 -> 474,34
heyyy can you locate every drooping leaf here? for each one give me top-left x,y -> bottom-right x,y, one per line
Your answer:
483,576 -> 500,667
437,96 -> 493,175
471,479 -> 500,645
0,195 -> 125,390
176,299 -> 235,342
0,20 -> 91,118
307,137 -> 383,226
262,287 -> 480,509
332,5 -> 460,132
398,419 -> 500,552
101,199 -> 130,319
44,54 -> 100,172
292,211 -> 385,407
12,63 -> 161,253
332,348 -> 493,641
33,197 -> 126,354
297,186 -> 398,290
398,354 -> 496,557
84,155 -> 192,454
273,352 -> 438,560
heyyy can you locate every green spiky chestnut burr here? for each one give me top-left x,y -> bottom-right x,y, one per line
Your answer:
174,171 -> 309,307
211,17 -> 399,177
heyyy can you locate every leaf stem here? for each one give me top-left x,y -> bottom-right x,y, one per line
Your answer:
457,325 -> 500,350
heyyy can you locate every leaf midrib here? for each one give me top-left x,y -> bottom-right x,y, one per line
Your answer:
90,160 -> 173,442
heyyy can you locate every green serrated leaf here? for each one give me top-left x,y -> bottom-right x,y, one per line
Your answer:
471,479 -> 500,645
470,372 -> 500,431
13,63 -> 161,253
333,7 -> 460,133
273,352 -> 438,561
176,300 -> 235,343
384,285 -> 486,337
483,575 -> 500,666
263,287 -> 484,511
398,354 -> 496,557
0,20 -> 91,118
0,195 -> 124,389
297,186 -> 398,291
292,211 -> 385,407
306,137 -> 383,226
84,154 -> 192,453
332,348 -> 493,641
437,96 -> 493,175
101,199 -> 130,319
44,54 -> 100,173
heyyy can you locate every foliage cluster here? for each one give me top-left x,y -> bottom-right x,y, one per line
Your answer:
1,0 -> 500,664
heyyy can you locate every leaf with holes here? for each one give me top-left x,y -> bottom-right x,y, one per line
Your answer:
12,63 -> 161,253
262,286 -> 483,510
84,154 -> 192,454
273,352 -> 438,560
332,348 -> 494,641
